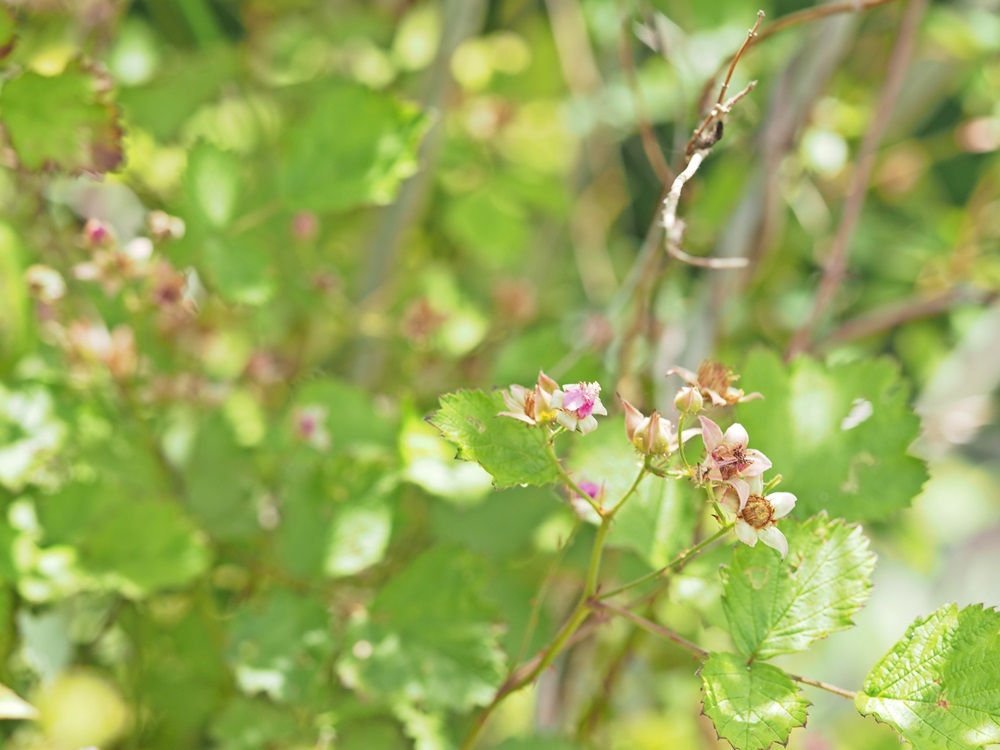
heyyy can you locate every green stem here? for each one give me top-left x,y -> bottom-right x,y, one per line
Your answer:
460,463 -> 647,750
676,414 -> 692,472
597,523 -> 732,600
543,437 -> 603,516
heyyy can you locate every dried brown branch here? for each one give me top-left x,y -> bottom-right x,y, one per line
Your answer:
787,0 -> 928,358
697,0 -> 899,114
664,80 -> 757,270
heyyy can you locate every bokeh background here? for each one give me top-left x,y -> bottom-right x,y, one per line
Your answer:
0,0 -> 998,748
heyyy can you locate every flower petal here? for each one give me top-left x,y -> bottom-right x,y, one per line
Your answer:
719,487 -> 740,515
590,398 -> 608,416
741,449 -> 772,476
722,422 -> 749,448
767,492 -> 797,519
498,411 -> 536,425
734,519 -> 758,547
577,415 -> 598,435
757,525 -> 789,558
556,411 -> 577,431
699,416 -> 724,452
730,478 -> 750,511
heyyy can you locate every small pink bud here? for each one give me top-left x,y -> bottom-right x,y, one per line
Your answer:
82,218 -> 114,249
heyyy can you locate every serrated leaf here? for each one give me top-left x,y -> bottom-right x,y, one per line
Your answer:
721,513 -> 875,661
336,547 -> 504,711
279,83 -> 428,212
737,350 -> 927,521
0,61 -> 123,173
701,652 -> 809,750
857,603 -> 1000,750
430,390 -> 559,489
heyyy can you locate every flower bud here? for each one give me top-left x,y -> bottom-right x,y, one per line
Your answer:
620,396 -> 675,455
674,386 -> 703,415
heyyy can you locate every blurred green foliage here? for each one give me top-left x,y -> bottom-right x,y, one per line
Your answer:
0,0 -> 997,748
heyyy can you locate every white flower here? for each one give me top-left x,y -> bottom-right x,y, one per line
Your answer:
720,477 -> 796,558
551,381 -> 607,435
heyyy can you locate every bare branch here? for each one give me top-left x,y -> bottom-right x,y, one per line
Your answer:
787,0 -> 928,358
664,81 -> 758,270
618,15 -> 672,184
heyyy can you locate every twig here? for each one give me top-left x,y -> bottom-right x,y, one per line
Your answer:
817,289 -> 997,348
697,0 -> 899,114
687,10 -> 764,155
787,672 -> 857,700
787,0 -> 928,358
663,81 -> 757,270
591,599 -> 708,658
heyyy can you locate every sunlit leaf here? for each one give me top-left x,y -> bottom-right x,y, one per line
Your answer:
430,390 -> 559,489
279,83 -> 428,212
737,350 -> 927,521
722,513 -> 876,660
336,546 -> 504,711
856,604 -> 1000,750
0,61 -> 123,173
700,652 -> 809,750
185,141 -> 241,228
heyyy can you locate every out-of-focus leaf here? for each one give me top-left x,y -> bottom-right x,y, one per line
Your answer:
279,83 -> 428,212
36,480 -> 210,597
324,489 -> 393,578
430,390 -> 559,489
185,141 -> 241,228
0,385 -> 66,492
700,652 -> 809,750
856,603 -> 1000,750
0,223 -> 29,370
0,61 -> 123,173
0,6 -> 15,60
401,407 -> 492,504
210,697 -> 306,750
228,589 -> 333,704
722,513 -> 876,661
336,546 -> 504,711
737,350 -> 928,521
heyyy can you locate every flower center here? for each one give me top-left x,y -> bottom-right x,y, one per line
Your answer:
716,445 -> 750,479
740,495 -> 774,530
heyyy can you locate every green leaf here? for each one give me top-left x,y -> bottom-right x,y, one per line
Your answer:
400,406 -> 493,504
737,350 -> 928,521
700,652 -> 809,750
324,491 -> 393,578
429,390 -> 559,489
0,61 -> 123,173
856,603 -> 1000,750
336,546 -> 504,711
721,513 -> 876,661
279,83 -> 428,212
228,589 -> 334,704
37,480 -> 210,597
566,415 -> 698,565
0,6 -> 15,60
185,142 -> 241,228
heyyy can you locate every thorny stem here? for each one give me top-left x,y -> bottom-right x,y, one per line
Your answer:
460,462 -> 648,749
597,522 -> 733,600
543,436 -> 603,516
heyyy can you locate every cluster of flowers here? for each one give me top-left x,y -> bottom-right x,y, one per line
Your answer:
498,362 -> 797,557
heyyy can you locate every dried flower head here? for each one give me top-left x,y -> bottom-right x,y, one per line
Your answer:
720,477 -> 796,558
669,360 -> 762,407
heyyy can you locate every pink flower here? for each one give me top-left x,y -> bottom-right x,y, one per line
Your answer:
700,416 -> 771,511
552,381 -> 607,435
720,477 -> 796,558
